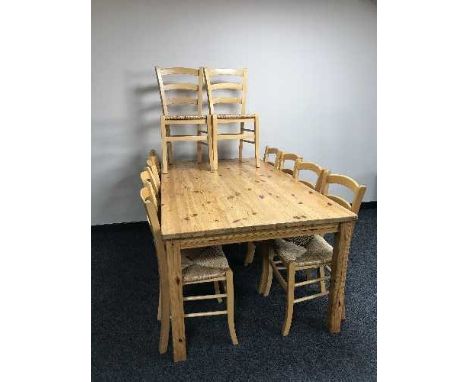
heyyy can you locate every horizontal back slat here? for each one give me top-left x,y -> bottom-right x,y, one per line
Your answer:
160,67 -> 199,76
296,161 -> 322,175
281,153 -> 302,162
327,174 -> 361,192
207,68 -> 245,76
213,97 -> 242,104
164,83 -> 198,91
166,97 -> 198,105
211,82 -> 243,90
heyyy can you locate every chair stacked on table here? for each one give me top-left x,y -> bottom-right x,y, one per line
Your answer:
245,145 -> 367,336
139,150 -> 238,354
155,66 -> 260,173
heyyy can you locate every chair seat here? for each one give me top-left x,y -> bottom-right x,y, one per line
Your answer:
217,113 -> 256,119
181,246 -> 229,283
165,115 -> 207,120
274,235 -> 333,267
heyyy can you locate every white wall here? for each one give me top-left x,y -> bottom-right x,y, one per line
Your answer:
92,0 -> 376,225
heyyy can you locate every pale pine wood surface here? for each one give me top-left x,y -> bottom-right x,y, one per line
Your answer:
161,160 -> 356,240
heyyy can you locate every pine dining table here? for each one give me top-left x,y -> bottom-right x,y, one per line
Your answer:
160,159 -> 357,362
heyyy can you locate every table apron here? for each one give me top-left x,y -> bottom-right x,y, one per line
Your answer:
168,223 -> 340,249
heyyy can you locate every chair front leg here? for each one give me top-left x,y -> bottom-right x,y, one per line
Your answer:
282,263 -> 295,336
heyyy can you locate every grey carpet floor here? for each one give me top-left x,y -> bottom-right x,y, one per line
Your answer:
92,208 -> 376,381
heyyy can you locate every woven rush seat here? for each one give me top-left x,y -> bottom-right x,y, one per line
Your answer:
165,115 -> 207,120
182,246 -> 230,283
217,113 -> 256,119
274,235 -> 333,267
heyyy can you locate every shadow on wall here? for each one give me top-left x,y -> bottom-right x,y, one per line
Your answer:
92,70 -> 159,224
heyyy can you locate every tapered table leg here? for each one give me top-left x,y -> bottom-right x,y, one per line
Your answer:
327,221 -> 355,333
165,241 -> 186,362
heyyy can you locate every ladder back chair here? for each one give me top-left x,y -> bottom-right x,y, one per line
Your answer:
278,152 -> 303,176
155,67 -> 214,173
263,146 -> 282,168
264,172 -> 366,336
293,160 -> 327,192
140,164 -> 224,318
203,68 -> 260,170
140,185 -> 171,353
322,173 -> 367,214
140,169 -> 164,320
140,185 -> 239,349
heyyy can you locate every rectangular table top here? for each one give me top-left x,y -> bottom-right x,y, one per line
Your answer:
160,159 -> 356,240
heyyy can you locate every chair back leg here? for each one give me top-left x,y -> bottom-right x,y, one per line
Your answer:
212,115 -> 219,170
318,266 -> 327,294
226,269 -> 239,345
196,126 -> 203,163
207,116 -> 214,172
167,140 -> 173,165
254,114 -> 260,167
239,121 -> 244,161
160,116 -> 168,174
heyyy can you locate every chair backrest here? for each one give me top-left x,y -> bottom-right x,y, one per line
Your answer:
140,186 -> 166,262
293,160 -> 327,192
322,173 -> 367,214
147,149 -> 161,172
155,67 -> 204,116
278,152 -> 303,175
263,146 -> 282,168
203,68 -> 248,115
140,169 -> 158,202
147,165 -> 161,193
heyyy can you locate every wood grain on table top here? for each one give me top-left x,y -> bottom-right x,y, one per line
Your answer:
161,160 -> 356,240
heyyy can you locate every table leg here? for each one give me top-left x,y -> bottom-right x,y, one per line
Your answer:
327,221 -> 355,333
257,242 -> 267,293
165,240 -> 187,362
